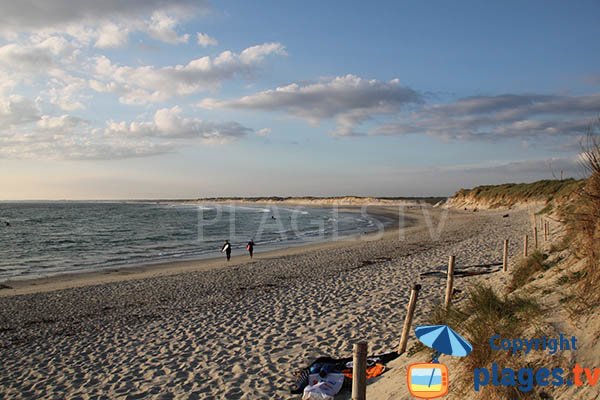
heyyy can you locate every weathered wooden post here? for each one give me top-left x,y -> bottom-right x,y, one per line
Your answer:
523,234 -> 529,257
543,220 -> 548,241
444,255 -> 456,309
503,239 -> 509,272
534,227 -> 538,249
352,342 -> 368,400
398,284 -> 421,354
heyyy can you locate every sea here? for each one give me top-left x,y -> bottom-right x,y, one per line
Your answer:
0,202 -> 393,282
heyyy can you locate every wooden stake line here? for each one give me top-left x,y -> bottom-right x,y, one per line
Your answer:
534,226 -> 538,249
503,239 -> 509,272
523,234 -> 529,257
352,342 -> 368,400
398,284 -> 421,355
444,255 -> 456,309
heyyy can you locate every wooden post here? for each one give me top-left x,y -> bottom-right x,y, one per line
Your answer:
544,220 -> 548,241
398,284 -> 421,354
523,234 -> 528,257
533,226 -> 538,249
444,255 -> 456,309
502,239 -> 509,272
352,342 -> 368,400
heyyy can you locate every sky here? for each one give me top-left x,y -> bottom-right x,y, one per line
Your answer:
0,0 -> 599,199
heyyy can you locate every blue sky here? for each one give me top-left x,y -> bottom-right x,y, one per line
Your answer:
0,0 -> 598,199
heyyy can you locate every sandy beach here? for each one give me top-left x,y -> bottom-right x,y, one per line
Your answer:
0,206 -> 532,399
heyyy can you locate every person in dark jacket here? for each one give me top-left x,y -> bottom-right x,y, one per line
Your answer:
246,239 -> 255,259
221,240 -> 232,261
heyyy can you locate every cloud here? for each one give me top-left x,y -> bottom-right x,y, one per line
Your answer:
0,0 -> 205,34
197,32 -> 218,47
0,135 -> 175,161
0,1 -> 210,49
0,36 -> 77,73
0,36 -> 88,111
369,93 -> 600,142
239,42 -> 287,64
200,74 -> 421,136
106,106 -> 252,144
146,11 -> 189,44
0,95 -> 40,126
0,99 -> 252,159
94,22 -> 129,48
91,43 -> 287,104
256,128 -> 271,137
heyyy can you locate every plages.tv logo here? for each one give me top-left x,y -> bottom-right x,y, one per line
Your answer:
407,325 -> 472,399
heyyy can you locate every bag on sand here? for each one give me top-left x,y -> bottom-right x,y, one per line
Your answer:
302,373 -> 345,400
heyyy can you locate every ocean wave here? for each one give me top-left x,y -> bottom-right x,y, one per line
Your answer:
223,205 -> 272,213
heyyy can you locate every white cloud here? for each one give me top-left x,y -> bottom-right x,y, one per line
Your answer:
91,43 -> 287,104
256,128 -> 271,137
197,32 -> 218,47
44,70 -> 89,111
239,42 -> 287,63
0,36 -> 83,108
146,11 -> 189,44
36,114 -> 85,131
200,75 -> 421,136
95,22 -> 129,48
0,95 -> 252,159
88,79 -> 118,93
106,106 -> 251,144
0,135 -> 175,161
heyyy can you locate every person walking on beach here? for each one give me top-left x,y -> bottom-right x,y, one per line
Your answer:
246,239 -> 255,259
221,240 -> 232,261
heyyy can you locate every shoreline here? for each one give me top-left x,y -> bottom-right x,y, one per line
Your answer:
0,205 -> 412,297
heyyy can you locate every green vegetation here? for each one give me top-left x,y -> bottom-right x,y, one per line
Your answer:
560,131 -> 600,306
431,284 -> 540,398
509,251 -> 549,291
453,179 -> 583,208
567,135 -> 600,309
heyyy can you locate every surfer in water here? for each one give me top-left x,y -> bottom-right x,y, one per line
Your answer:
221,240 -> 232,261
246,239 -> 255,259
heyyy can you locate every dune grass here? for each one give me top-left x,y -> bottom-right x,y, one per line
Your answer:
430,284 -> 540,398
508,251 -> 549,291
454,179 -> 583,208
564,132 -> 600,306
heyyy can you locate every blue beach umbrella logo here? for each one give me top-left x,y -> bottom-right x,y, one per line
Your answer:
415,324 -> 473,361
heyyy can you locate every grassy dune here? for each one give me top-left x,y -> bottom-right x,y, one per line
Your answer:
428,143 -> 600,398
448,179 -> 583,209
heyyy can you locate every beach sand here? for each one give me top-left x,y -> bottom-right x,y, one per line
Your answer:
0,206 -> 531,399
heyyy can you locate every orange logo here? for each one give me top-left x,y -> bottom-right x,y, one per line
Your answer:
407,362 -> 449,399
